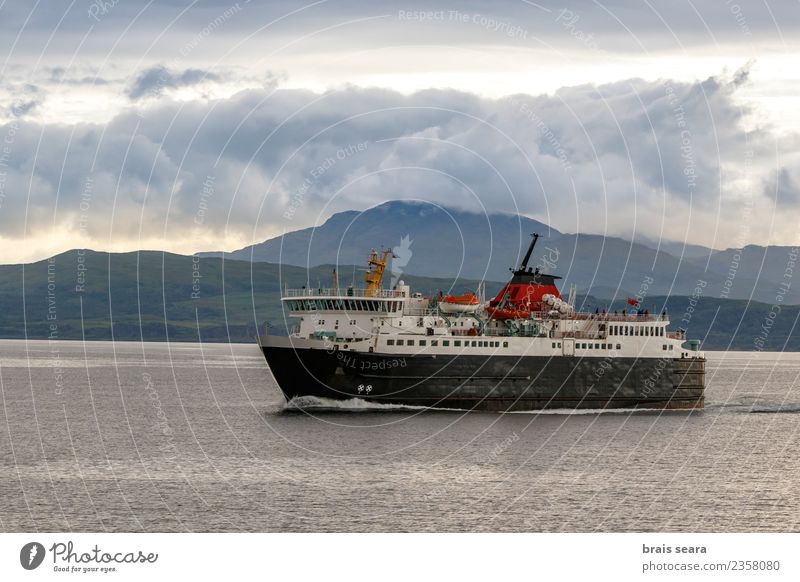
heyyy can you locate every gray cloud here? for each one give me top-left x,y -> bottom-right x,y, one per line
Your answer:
1,82 -> 44,118
0,70 -> 796,260
1,0 -> 797,64
767,168 -> 800,207
128,66 -> 222,100
47,67 -> 110,85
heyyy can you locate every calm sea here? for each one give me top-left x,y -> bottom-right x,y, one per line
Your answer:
1,339 -> 798,532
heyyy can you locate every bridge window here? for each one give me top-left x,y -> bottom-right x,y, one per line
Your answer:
431,340 -> 438,346
407,340 -> 414,346
396,339 -> 404,346
419,340 -> 426,346
443,340 -> 450,346
616,344 -> 621,350
387,339 -> 394,346
454,340 -> 461,347
503,341 -> 509,348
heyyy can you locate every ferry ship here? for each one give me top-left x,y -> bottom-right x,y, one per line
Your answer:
258,235 -> 705,411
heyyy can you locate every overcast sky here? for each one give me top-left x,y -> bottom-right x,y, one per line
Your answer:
0,0 -> 798,263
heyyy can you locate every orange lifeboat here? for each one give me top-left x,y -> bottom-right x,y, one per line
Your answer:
438,292 -> 480,314
487,306 -> 530,320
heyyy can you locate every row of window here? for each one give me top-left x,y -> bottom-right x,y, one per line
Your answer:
574,342 -> 622,350
287,299 -> 402,312
608,324 -> 664,337
568,342 -> 673,351
386,339 -> 510,348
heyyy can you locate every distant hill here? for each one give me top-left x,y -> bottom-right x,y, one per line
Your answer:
0,250 -> 489,343
0,249 -> 799,350
207,201 -> 800,304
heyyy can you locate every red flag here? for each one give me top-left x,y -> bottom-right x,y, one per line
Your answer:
627,297 -> 640,307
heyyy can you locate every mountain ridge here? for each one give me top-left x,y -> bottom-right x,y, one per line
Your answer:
203,200 -> 799,304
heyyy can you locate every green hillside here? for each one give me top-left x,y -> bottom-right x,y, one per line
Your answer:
0,250 -> 490,342
0,249 -> 797,350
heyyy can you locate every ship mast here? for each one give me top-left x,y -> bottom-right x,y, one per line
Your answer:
364,248 -> 393,296
517,233 -> 540,273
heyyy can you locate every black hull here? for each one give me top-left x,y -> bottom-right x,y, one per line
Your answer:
259,339 -> 705,412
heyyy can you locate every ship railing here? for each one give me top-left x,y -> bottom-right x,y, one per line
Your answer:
450,329 -> 481,336
402,306 -> 443,316
282,287 -> 407,298
530,311 -> 668,322
554,331 -> 605,340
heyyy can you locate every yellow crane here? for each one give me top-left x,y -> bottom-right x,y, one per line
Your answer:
364,248 -> 394,296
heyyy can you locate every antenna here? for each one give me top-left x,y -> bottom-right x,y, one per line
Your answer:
568,283 -> 577,308
519,233 -> 540,271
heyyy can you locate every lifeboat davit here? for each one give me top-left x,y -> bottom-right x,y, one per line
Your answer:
438,292 -> 480,314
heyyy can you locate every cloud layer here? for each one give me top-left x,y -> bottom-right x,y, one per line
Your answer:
0,66 -> 797,262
